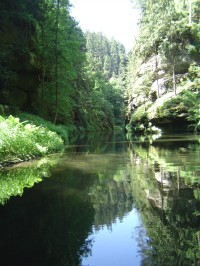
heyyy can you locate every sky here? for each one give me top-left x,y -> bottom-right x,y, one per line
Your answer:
70,0 -> 140,52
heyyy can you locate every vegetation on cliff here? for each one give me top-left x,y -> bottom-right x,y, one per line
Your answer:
125,0 -> 200,133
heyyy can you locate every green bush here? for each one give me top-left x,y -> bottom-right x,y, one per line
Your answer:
82,92 -> 114,131
182,91 -> 200,132
0,115 -> 64,164
19,113 -> 69,143
155,90 -> 200,132
157,95 -> 190,118
130,105 -> 147,124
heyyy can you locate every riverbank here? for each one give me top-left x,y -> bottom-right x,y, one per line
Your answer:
0,115 -> 64,167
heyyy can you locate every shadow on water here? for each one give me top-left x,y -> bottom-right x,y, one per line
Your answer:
0,158 -> 95,266
0,132 -> 200,265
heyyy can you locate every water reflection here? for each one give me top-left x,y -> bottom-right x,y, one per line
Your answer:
0,156 -> 59,205
82,209 -> 141,266
0,165 -> 95,266
0,133 -> 199,265
128,135 -> 200,265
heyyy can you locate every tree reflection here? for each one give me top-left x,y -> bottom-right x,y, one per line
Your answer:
0,134 -> 200,265
0,167 -> 95,266
127,136 -> 200,265
84,135 -> 200,264
0,157 -> 59,205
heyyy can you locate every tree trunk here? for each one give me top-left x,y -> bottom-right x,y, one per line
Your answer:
54,0 -> 60,124
155,52 -> 160,98
189,0 -> 192,25
41,23 -> 45,116
172,65 -> 177,96
177,167 -> 180,191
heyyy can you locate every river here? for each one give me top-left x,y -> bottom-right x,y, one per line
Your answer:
0,132 -> 200,266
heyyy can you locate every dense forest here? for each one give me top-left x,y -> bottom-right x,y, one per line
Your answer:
0,0 -> 200,163
0,0 -> 126,163
0,0 -> 126,130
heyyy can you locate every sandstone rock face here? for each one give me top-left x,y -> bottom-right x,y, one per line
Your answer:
127,51 -> 192,131
151,78 -> 169,96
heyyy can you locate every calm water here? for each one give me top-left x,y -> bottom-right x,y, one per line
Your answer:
0,133 -> 200,266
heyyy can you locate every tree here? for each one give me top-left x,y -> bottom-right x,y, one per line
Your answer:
54,0 -> 60,124
36,0 -> 86,125
85,31 -> 126,81
160,21 -> 191,95
84,31 -> 126,128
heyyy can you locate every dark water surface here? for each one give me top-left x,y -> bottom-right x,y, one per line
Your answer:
0,133 -> 200,266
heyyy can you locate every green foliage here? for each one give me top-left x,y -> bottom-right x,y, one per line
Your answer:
155,90 -> 200,132
130,105 -> 147,124
133,0 -> 176,60
0,0 -> 127,134
157,95 -> 189,118
109,78 -> 126,126
0,115 -> 63,164
83,32 -> 126,129
187,63 -> 200,90
36,0 -> 86,124
182,91 -> 200,132
82,89 -> 114,131
85,32 -> 126,80
128,104 -> 161,135
19,113 -> 69,143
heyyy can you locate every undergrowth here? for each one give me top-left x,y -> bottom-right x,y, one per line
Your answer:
0,115 -> 64,164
